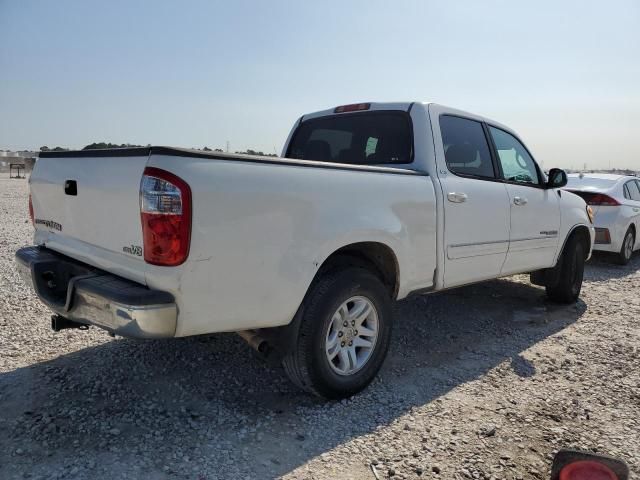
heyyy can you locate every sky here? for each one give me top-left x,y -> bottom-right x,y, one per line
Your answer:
1,0 -> 638,169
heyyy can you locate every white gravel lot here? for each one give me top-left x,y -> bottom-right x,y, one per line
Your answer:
0,176 -> 638,480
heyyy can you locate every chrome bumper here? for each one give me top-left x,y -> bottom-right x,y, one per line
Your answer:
15,246 -> 177,339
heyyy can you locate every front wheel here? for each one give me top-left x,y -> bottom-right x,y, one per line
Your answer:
282,267 -> 392,399
546,235 -> 585,304
616,228 -> 635,265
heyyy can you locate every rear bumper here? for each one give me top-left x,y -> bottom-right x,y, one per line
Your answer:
15,246 -> 177,338
592,226 -> 618,252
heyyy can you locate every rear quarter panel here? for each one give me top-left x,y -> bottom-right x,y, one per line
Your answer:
145,155 -> 437,336
555,191 -> 595,263
592,206 -> 627,252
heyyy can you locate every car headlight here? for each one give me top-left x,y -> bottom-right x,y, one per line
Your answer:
586,205 -> 594,224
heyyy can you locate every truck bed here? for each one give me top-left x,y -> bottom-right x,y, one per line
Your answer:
31,145 -> 437,336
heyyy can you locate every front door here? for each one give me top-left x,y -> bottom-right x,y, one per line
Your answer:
436,115 -> 511,288
487,125 -> 561,274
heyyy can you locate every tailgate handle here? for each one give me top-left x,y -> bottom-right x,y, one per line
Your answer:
64,180 -> 77,196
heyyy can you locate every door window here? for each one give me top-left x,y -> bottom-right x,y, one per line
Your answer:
489,127 -> 540,186
627,180 -> 640,201
440,115 -> 495,179
635,180 -> 640,201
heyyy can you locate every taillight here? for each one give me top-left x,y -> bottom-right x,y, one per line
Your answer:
334,103 -> 370,113
140,167 -> 192,266
559,460 -> 618,480
566,191 -> 620,206
28,194 -> 34,225
587,194 -> 620,206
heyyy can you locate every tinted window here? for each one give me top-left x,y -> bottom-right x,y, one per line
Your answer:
286,112 -> 412,165
623,183 -> 632,200
566,176 -> 618,189
440,116 -> 495,178
627,180 -> 640,201
489,127 -> 540,185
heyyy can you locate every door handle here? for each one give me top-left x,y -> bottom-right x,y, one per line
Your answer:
447,192 -> 468,203
513,196 -> 528,206
64,180 -> 77,196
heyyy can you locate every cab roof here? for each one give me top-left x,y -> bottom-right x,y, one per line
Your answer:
300,101 -> 515,135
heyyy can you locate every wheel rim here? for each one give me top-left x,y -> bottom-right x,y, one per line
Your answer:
624,233 -> 634,260
325,296 -> 379,376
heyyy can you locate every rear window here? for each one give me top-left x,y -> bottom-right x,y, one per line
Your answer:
286,111 -> 413,165
566,176 -> 618,190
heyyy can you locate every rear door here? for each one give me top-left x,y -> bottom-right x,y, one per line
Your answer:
434,114 -> 511,287
29,149 -> 150,282
487,126 -> 560,273
626,180 -> 640,250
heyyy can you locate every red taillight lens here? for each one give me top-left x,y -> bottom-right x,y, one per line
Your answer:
28,194 -> 34,225
334,103 -> 370,113
566,191 -> 620,206
559,460 -> 618,480
140,167 -> 192,266
588,194 -> 620,206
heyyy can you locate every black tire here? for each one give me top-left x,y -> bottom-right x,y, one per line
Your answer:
616,228 -> 635,265
546,234 -> 585,304
282,267 -> 392,399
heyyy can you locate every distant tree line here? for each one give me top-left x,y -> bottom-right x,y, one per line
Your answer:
200,146 -> 277,157
39,146 -> 69,152
235,149 -> 277,157
39,143 -> 145,151
82,143 -> 146,150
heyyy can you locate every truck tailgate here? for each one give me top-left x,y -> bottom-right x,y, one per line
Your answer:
29,149 -> 150,284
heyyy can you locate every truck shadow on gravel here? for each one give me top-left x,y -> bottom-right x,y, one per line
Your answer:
1,278 -> 588,479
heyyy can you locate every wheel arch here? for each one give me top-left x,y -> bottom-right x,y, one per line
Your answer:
560,224 -> 592,262
627,222 -> 636,237
313,242 -> 400,299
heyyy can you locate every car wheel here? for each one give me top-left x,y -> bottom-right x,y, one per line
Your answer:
282,267 -> 392,399
546,234 -> 585,304
616,228 -> 635,265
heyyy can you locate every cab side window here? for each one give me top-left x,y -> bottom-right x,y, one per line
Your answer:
440,115 -> 495,179
489,127 -> 540,186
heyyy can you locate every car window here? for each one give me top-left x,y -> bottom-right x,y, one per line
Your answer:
286,112 -> 413,165
627,180 -> 640,201
489,127 -> 540,186
439,115 -> 495,179
623,183 -> 632,200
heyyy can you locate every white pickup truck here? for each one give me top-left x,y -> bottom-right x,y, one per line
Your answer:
17,102 -> 594,398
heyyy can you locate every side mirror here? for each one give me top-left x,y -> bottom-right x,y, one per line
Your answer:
547,168 -> 568,189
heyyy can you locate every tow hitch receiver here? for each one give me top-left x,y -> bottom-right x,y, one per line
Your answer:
51,314 -> 89,332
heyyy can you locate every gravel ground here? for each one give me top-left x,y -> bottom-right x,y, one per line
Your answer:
0,176 -> 638,479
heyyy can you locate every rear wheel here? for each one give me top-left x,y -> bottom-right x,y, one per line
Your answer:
616,228 -> 635,265
546,235 -> 585,304
282,267 -> 392,399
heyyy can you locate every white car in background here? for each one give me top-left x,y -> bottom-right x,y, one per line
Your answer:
565,173 -> 640,264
